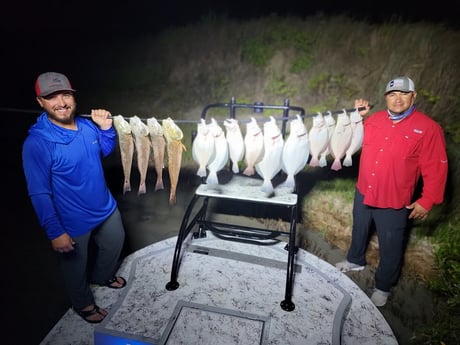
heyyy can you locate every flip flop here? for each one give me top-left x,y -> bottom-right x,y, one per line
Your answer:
74,304 -> 107,324
104,276 -> 127,289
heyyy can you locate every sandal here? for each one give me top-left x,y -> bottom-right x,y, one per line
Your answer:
75,304 -> 107,324
104,276 -> 127,289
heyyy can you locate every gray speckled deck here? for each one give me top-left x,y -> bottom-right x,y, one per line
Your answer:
40,232 -> 397,345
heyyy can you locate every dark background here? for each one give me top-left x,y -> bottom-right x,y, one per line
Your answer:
1,1 -> 458,343
2,0 -> 459,119
1,0 -> 459,109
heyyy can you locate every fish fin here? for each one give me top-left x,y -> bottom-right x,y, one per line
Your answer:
123,181 -> 131,195
242,166 -> 255,176
155,179 -> 164,191
319,155 -> 328,167
260,179 -> 274,194
284,175 -> 295,189
342,155 -> 352,167
197,167 -> 207,177
330,159 -> 342,171
138,183 -> 147,195
309,157 -> 319,167
206,172 -> 219,185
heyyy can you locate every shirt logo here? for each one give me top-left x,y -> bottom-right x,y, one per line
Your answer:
413,129 -> 423,134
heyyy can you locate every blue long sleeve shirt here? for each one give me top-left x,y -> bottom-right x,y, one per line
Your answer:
22,113 -> 118,240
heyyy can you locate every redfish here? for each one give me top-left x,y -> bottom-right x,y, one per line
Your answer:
113,115 -> 134,195
162,117 -> 186,206
147,117 -> 166,191
130,115 -> 151,195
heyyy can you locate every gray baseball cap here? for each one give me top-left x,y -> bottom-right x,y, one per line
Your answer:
384,76 -> 415,94
35,72 -> 76,97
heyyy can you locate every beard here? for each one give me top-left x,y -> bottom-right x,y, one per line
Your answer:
48,105 -> 77,125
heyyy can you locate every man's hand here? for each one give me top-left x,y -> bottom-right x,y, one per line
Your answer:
354,99 -> 370,118
91,109 -> 112,130
51,233 -> 76,253
406,202 -> 428,220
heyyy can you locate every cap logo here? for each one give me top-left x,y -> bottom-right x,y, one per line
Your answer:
385,76 -> 415,94
390,79 -> 404,89
35,72 -> 76,97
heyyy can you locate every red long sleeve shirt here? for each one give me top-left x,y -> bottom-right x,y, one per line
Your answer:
356,109 -> 448,211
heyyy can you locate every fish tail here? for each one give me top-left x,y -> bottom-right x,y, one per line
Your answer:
319,155 -> 328,167
206,171 -> 219,185
330,159 -> 342,171
309,156 -> 319,167
260,179 -> 274,194
168,185 -> 177,205
197,167 -> 207,177
155,178 -> 164,191
167,140 -> 184,206
284,175 -> 295,189
138,182 -> 147,195
243,166 -> 255,176
342,154 -> 352,167
123,181 -> 131,195
155,164 -> 164,179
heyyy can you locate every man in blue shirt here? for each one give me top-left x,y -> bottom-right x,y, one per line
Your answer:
22,72 -> 127,323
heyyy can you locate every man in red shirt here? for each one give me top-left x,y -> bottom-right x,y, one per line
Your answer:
336,76 -> 448,307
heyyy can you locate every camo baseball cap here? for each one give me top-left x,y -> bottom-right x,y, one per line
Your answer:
384,76 -> 415,94
35,72 -> 76,97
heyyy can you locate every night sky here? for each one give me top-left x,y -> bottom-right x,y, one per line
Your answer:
1,0 -> 458,109
2,0 -> 459,35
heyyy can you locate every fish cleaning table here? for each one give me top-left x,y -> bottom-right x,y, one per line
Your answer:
166,174 -> 299,311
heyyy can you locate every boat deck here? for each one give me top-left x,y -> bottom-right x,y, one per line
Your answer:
40,231 -> 397,345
